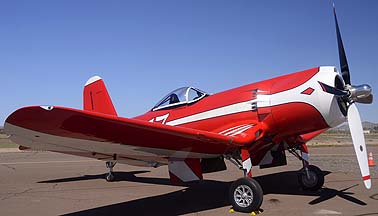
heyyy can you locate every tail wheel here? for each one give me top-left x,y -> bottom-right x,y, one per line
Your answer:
106,172 -> 115,182
229,178 -> 263,213
298,165 -> 324,191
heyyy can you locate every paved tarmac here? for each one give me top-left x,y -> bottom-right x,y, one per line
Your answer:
0,146 -> 378,216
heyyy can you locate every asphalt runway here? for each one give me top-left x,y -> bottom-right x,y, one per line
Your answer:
1,146 -> 378,216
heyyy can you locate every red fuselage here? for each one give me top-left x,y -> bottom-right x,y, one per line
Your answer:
134,66 -> 345,164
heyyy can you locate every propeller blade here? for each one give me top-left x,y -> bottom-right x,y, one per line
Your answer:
318,81 -> 348,96
355,94 -> 373,104
333,4 -> 351,85
347,103 -> 371,189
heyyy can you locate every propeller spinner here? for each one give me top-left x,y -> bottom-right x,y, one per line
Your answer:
320,4 -> 373,189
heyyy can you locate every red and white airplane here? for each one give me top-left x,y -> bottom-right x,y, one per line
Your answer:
3,6 -> 373,212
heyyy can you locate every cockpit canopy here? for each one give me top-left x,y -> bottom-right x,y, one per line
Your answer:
153,87 -> 208,111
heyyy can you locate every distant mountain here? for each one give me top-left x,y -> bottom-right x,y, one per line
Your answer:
361,121 -> 378,129
332,121 -> 378,131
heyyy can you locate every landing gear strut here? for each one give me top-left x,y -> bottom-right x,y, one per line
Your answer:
289,144 -> 324,191
105,161 -> 116,182
226,148 -> 263,213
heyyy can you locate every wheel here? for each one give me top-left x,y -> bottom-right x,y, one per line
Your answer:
229,178 -> 263,213
298,165 -> 324,191
106,172 -> 115,182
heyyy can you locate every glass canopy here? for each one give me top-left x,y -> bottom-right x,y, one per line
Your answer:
153,87 -> 208,111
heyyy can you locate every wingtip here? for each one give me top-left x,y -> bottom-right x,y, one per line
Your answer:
85,75 -> 102,86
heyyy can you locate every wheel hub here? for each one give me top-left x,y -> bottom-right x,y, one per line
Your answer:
234,185 -> 254,207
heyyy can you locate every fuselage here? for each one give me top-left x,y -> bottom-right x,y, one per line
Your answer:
135,66 -> 346,145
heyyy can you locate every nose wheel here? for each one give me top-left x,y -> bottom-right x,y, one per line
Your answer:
105,161 -> 116,182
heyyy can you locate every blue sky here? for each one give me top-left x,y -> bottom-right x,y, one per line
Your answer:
1,0 -> 377,124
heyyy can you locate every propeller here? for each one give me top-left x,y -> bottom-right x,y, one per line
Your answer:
320,4 -> 373,189
348,103 -> 371,189
318,81 -> 348,96
333,5 -> 350,85
320,4 -> 373,104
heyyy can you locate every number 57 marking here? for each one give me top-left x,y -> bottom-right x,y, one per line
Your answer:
149,113 -> 170,124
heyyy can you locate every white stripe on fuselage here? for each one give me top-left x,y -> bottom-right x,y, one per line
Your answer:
223,124 -> 253,136
219,124 -> 249,135
227,124 -> 254,136
165,94 -> 269,127
166,100 -> 255,126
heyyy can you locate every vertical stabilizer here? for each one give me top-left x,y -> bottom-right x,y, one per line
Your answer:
83,76 -> 118,116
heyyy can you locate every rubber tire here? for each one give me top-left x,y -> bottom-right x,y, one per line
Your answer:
229,178 -> 263,213
298,165 -> 324,191
106,173 -> 115,182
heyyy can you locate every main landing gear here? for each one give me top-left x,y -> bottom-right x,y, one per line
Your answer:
289,143 -> 324,191
226,148 -> 263,213
105,161 -> 116,182
226,143 -> 324,212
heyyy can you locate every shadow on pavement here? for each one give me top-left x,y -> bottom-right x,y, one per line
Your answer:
42,170 -> 366,216
38,171 -> 151,184
63,179 -> 230,216
257,170 -> 367,206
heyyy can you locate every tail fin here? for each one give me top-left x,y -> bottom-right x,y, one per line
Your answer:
83,76 -> 118,116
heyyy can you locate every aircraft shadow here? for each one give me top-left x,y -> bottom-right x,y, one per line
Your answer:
45,170 -> 366,216
256,171 -> 367,206
38,171 -> 152,184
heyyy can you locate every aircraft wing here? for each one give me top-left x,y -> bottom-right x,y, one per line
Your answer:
5,106 -> 265,159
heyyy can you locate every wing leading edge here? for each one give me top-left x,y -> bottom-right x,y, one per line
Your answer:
5,106 -> 265,158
